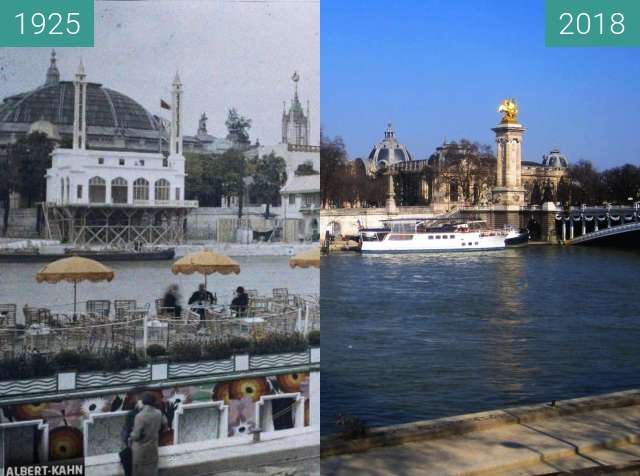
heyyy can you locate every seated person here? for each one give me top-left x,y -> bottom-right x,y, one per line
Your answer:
188,284 -> 216,321
162,284 -> 182,318
230,286 -> 249,316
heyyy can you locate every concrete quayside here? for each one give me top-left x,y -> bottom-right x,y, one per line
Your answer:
322,389 -> 640,475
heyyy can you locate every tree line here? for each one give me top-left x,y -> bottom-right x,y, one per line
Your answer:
320,133 -> 387,208
185,150 -> 288,218
321,131 -> 640,208
560,160 -> 640,207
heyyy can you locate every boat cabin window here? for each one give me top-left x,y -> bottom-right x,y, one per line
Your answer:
428,235 -> 433,239
389,223 -> 416,233
388,234 -> 413,241
450,235 -> 455,239
436,235 -> 441,239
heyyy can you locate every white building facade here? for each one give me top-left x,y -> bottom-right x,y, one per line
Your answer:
46,67 -> 191,209
43,64 -> 196,246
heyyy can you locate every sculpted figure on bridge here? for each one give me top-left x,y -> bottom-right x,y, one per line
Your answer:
498,98 -> 519,124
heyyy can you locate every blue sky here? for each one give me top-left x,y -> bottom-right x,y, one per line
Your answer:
321,0 -> 640,169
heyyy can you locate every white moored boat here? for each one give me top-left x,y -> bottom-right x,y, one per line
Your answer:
359,218 -> 527,253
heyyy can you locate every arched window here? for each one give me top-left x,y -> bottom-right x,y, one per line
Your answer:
89,176 -> 106,203
60,179 -> 64,203
154,179 -> 170,202
111,177 -> 128,204
133,178 -> 149,202
65,178 -> 70,203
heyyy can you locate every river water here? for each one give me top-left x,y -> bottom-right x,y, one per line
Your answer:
321,246 -> 640,433
0,257 -> 319,320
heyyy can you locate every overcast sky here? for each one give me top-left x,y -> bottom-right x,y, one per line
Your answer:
0,0 -> 320,145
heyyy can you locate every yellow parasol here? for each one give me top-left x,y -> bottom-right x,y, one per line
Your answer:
36,257 -> 115,314
171,250 -> 240,288
288,248 -> 320,269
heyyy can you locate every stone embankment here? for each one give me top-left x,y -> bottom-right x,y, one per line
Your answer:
176,242 -> 316,257
322,390 -> 640,475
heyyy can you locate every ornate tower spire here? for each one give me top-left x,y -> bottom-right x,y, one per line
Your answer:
197,112 -> 208,136
281,71 -> 309,146
292,71 -> 300,98
73,60 -> 88,150
45,50 -> 60,86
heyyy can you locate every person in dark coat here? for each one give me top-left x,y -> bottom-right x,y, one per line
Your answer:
188,284 -> 216,322
119,400 -> 142,476
162,284 -> 182,318
230,286 -> 249,317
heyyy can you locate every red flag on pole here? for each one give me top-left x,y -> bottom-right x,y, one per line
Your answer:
160,99 -> 171,110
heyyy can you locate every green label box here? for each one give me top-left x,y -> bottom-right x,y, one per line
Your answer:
0,0 -> 94,47
545,0 -> 640,47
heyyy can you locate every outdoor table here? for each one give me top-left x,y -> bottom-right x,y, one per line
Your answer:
239,317 -> 266,337
240,317 -> 265,324
204,305 -> 230,320
124,308 -> 149,322
147,318 -> 168,343
26,324 -> 51,336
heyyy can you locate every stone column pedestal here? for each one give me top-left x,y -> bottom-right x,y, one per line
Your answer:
385,172 -> 397,214
491,121 -> 526,208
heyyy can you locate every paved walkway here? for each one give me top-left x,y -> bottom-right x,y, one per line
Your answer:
323,405 -> 640,476
86,429 -> 319,476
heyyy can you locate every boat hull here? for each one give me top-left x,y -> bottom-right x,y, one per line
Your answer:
505,230 -> 529,247
0,249 -> 175,263
360,232 -> 506,253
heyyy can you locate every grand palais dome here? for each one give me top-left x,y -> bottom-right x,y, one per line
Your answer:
0,51 -> 163,154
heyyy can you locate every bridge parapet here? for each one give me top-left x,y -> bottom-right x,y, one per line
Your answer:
556,203 -> 640,244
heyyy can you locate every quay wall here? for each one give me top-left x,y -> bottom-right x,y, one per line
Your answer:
320,207 -> 437,237
0,207 -> 39,238
321,388 -> 640,457
175,242 -> 315,257
0,350 -> 320,467
1,207 -> 310,244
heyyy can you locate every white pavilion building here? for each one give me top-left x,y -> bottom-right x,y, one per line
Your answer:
43,63 -> 197,246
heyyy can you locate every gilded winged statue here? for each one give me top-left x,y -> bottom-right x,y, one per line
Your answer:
498,98 -> 519,123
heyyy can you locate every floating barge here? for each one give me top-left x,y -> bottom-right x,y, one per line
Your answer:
0,247 -> 175,263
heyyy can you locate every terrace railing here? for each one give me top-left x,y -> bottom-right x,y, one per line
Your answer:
0,295 -> 319,358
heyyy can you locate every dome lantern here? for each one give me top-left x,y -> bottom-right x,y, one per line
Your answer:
45,50 -> 60,86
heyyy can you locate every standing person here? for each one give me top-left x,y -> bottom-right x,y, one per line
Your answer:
119,401 -> 142,476
188,283 -> 216,323
162,284 -> 182,318
129,393 -> 166,476
230,286 -> 249,317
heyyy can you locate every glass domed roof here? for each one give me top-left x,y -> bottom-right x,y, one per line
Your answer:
0,81 -> 160,131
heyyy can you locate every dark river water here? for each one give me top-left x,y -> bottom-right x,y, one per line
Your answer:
321,246 -> 640,433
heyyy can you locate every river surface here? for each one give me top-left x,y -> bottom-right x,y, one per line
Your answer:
0,257 -> 319,320
321,246 -> 640,433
